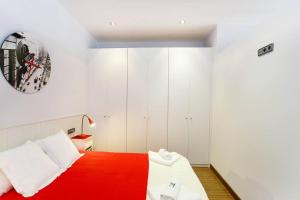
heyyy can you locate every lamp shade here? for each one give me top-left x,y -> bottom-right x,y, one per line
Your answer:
81,114 -> 96,134
87,116 -> 96,128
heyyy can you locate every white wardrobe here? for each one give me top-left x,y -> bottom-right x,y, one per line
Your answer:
88,47 -> 212,165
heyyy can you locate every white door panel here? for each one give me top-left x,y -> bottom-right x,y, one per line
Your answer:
127,48 -> 168,153
147,48 -> 168,152
168,48 -> 212,164
88,49 -> 127,152
127,48 -> 148,153
168,48 -> 191,157
188,49 -> 212,164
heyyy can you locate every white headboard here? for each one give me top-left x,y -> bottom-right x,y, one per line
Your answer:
0,115 -> 87,151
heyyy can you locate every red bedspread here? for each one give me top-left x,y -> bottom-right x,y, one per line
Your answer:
2,151 -> 149,200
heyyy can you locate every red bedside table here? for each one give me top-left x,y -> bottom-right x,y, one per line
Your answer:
71,134 -> 94,151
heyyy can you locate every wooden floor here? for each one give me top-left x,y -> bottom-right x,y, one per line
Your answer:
193,167 -> 235,200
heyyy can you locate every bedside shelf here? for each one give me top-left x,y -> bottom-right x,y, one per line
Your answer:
71,134 -> 94,151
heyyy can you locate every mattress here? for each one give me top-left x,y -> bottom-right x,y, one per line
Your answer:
147,155 -> 209,200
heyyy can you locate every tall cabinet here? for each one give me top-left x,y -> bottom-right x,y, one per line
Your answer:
88,49 -> 127,152
127,48 -> 168,153
168,48 -> 212,164
88,47 -> 212,164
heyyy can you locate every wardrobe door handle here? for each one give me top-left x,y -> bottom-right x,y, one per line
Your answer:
190,117 -> 192,120
185,117 -> 188,119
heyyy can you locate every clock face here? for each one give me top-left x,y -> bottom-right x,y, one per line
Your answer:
0,32 -> 51,94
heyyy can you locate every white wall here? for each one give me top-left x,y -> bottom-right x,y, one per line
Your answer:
211,15 -> 300,200
0,0 -> 96,129
0,115 -> 83,151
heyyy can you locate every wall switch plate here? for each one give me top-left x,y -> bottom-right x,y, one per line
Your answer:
258,43 -> 274,57
68,128 -> 76,134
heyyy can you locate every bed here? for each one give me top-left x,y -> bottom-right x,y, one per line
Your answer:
2,151 -> 208,200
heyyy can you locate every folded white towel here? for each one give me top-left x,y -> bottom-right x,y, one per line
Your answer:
148,151 -> 181,166
148,184 -> 202,200
159,149 -> 173,161
160,180 -> 181,200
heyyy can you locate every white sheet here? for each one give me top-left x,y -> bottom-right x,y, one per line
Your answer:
147,155 -> 209,200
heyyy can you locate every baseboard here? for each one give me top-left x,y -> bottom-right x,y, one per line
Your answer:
210,164 -> 241,200
191,164 -> 210,167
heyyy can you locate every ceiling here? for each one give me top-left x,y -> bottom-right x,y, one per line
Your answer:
58,0 -> 292,42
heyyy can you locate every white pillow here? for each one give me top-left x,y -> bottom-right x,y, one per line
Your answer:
0,169 -> 12,196
37,130 -> 81,170
0,141 -> 60,197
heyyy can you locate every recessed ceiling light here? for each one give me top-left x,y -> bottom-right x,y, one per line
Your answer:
109,21 -> 116,26
179,19 -> 186,25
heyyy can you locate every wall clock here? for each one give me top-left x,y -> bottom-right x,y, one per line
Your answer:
0,32 -> 51,93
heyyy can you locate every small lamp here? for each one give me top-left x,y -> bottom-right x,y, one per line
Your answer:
81,114 -> 96,135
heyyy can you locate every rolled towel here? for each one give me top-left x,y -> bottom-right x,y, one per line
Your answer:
160,180 -> 182,200
148,151 -> 181,166
159,149 -> 173,160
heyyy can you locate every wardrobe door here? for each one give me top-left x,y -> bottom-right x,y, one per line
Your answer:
147,48 -> 168,152
168,48 -> 190,157
88,49 -> 127,152
127,48 -> 148,153
187,49 -> 212,165
127,48 -> 168,152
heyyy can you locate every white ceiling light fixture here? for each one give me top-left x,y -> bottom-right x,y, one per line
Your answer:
179,19 -> 186,25
109,21 -> 117,26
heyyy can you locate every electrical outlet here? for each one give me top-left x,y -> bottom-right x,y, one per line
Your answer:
258,43 -> 274,57
67,128 -> 76,135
